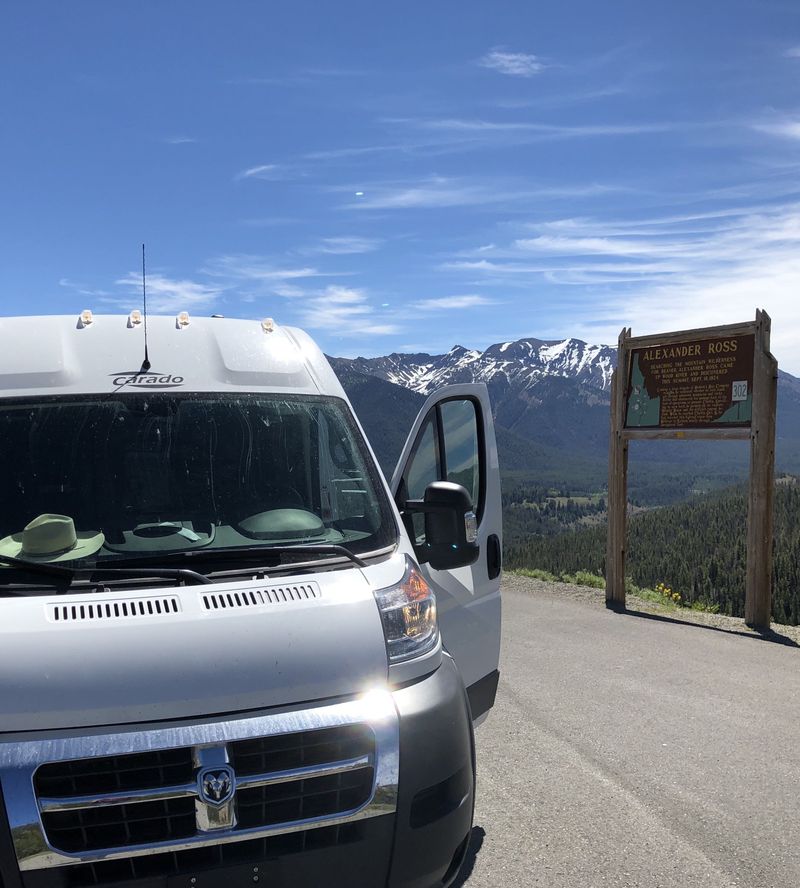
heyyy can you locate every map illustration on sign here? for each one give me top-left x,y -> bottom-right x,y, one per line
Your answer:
624,334 -> 754,429
626,355 -> 661,426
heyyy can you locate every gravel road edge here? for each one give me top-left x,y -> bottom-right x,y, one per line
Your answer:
504,571 -> 800,647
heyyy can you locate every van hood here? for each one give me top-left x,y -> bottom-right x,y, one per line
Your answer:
0,567 -> 390,732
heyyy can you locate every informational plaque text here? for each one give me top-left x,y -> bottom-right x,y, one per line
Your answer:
624,334 -> 755,429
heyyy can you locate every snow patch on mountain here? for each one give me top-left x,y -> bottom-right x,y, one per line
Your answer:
341,336 -> 617,397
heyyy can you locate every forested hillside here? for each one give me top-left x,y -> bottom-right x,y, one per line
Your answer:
505,478 -> 800,625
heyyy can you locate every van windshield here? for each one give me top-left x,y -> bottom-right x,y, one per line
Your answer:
0,393 -> 397,567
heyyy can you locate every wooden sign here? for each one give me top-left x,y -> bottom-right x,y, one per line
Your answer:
606,312 -> 778,631
625,334 -> 755,430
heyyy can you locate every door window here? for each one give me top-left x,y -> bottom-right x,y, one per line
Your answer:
441,399 -> 480,511
406,416 -> 438,499
403,415 -> 438,543
399,398 -> 483,549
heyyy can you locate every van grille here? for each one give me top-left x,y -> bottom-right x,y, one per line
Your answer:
58,823 -> 369,887
235,768 -> 373,829
42,797 -> 197,853
2,692 -> 399,878
33,726 -> 375,856
229,724 -> 372,775
36,749 -> 194,797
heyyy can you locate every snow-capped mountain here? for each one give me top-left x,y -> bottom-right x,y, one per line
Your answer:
331,337 -> 800,474
339,337 -> 616,397
332,337 -> 617,457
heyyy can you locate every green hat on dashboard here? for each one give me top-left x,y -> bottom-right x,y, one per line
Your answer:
0,514 -> 105,562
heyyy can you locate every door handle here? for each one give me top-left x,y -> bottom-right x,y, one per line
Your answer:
487,534 -> 501,580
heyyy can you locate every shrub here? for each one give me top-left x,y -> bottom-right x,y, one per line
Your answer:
563,570 -> 605,589
513,567 -> 559,582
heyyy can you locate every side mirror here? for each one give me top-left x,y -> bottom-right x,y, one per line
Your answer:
405,481 -> 479,570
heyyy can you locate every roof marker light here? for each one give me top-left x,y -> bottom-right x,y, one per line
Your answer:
261,318 -> 275,333
79,309 -> 94,327
128,309 -> 142,326
176,311 -> 190,328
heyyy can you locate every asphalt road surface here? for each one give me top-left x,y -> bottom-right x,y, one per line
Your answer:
456,575 -> 800,888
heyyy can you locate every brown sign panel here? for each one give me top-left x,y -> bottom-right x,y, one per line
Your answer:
624,334 -> 755,429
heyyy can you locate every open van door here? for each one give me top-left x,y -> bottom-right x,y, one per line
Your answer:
391,384 -> 502,722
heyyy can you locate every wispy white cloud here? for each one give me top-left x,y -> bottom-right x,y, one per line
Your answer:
235,163 -> 297,181
113,273 -> 223,313
752,120 -> 800,140
304,113 -> 682,168
315,236 -> 382,255
577,259 -> 800,374
58,278 -> 111,298
441,259 -> 570,276
514,235 -> 684,257
272,283 -> 306,299
203,255 -> 323,282
396,116 -> 679,138
515,209 -> 800,266
419,119 -> 541,133
339,176 -> 625,210
521,206 -> 767,236
442,202 -> 800,372
494,83 -> 631,110
340,177 -> 499,209
441,258 -> 674,278
303,144 -> 402,161
297,285 -> 402,336
201,255 -> 367,318
412,294 -> 495,311
164,136 -> 196,145
784,47 -> 800,58
478,49 -> 545,77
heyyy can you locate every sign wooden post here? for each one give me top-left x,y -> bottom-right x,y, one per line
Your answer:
606,328 -> 630,610
605,310 -> 777,631
744,310 -> 778,629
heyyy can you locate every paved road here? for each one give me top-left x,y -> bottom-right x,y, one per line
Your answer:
457,576 -> 800,888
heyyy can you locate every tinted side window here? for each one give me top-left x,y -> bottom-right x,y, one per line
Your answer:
440,399 -> 480,512
405,416 -> 438,499
403,416 -> 438,543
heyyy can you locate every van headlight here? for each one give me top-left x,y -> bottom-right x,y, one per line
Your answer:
373,557 -> 439,662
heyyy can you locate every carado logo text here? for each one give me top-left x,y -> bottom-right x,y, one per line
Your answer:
110,371 -> 185,388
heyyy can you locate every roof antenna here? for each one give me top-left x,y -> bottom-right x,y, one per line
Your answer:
140,243 -> 151,372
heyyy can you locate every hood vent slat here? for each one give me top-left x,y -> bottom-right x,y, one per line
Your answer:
201,583 -> 320,612
46,583 -> 320,624
49,596 -> 181,623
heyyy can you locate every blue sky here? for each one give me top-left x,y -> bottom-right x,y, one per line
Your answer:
3,1 -> 800,370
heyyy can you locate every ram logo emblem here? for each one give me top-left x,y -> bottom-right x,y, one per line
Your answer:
198,766 -> 235,806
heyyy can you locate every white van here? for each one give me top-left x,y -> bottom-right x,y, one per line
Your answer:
0,313 -> 502,888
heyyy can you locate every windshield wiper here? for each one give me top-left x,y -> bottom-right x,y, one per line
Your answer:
0,544 -> 365,593
93,567 -> 212,585
103,543 -> 367,570
0,553 -> 75,579
0,553 -> 212,589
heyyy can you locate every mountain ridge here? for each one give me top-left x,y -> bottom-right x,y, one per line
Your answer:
340,336 -> 616,396
331,335 -> 800,477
